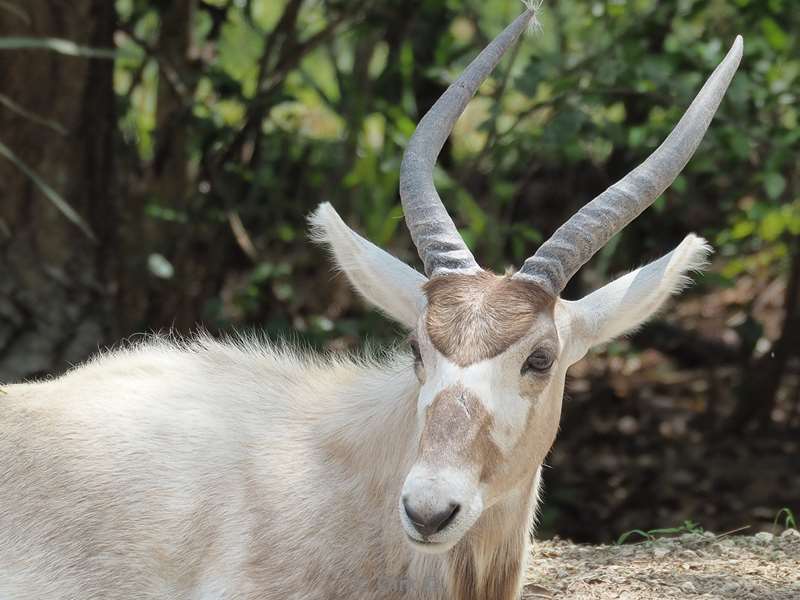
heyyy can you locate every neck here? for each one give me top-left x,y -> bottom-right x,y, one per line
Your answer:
319,356 -> 541,600
447,473 -> 540,600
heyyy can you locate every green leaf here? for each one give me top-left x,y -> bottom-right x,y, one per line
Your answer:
759,18 -> 790,52
0,36 -> 121,59
774,508 -> 797,531
616,529 -> 652,545
0,139 -> 96,241
730,220 -> 755,240
759,210 -> 785,241
764,172 -> 786,200
672,175 -> 688,194
728,131 -> 751,161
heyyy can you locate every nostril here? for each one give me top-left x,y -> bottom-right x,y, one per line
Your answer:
402,498 -> 461,538
436,502 -> 460,533
402,497 -> 427,532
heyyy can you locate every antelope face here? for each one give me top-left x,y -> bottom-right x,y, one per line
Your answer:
399,272 -> 564,552
309,3 -> 740,559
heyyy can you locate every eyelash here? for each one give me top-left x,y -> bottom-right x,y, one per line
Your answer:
409,339 -> 422,364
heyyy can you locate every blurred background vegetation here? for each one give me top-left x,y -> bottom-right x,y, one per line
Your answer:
0,0 -> 797,542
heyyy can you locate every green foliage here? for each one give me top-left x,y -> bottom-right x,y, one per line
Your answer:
3,0 -> 797,344
773,507 -> 797,532
0,36 -> 121,58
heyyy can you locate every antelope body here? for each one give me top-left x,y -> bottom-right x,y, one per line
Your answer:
0,6 -> 742,600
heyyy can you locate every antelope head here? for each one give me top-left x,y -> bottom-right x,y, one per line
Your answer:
311,7 -> 742,553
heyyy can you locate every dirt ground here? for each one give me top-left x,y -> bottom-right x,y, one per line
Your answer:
523,529 -> 800,599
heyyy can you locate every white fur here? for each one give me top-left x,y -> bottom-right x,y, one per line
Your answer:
1,338 -> 420,599
0,336 -> 543,599
309,202 -> 427,329
0,211 -> 711,599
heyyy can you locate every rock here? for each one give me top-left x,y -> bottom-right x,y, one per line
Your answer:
707,543 -> 723,554
653,546 -> 670,559
754,531 -> 774,544
720,582 -> 741,595
716,538 -> 735,547
679,581 -> 697,594
780,528 -> 800,539
654,537 -> 674,546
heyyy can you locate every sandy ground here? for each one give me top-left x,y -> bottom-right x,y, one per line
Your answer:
523,529 -> 800,599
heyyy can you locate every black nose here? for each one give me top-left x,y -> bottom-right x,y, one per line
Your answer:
402,497 -> 461,538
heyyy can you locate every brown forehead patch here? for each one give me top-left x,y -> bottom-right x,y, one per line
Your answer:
423,270 -> 555,366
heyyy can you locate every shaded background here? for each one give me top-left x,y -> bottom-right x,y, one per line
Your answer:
0,0 -> 797,542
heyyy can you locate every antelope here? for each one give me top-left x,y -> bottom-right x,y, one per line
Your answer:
0,5 -> 742,600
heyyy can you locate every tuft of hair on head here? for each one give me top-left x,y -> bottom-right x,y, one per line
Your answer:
521,0 -> 544,34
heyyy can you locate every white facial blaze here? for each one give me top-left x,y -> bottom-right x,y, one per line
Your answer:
416,337 -> 533,456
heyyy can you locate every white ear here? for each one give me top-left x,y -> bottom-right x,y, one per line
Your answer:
309,202 -> 427,329
560,234 -> 712,363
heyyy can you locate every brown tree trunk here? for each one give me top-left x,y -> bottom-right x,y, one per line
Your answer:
728,237 -> 800,432
0,0 -> 117,380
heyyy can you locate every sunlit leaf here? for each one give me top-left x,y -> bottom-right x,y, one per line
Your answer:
730,220 -> 755,240
0,36 -> 121,59
147,253 -> 174,279
759,210 -> 785,241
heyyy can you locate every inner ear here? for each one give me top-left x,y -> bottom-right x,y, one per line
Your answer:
309,203 -> 427,329
560,234 -> 712,363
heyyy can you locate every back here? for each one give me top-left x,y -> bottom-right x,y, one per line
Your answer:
0,340 -> 295,599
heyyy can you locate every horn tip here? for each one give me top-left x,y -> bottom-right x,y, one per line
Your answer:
732,35 -> 744,57
718,35 -> 743,74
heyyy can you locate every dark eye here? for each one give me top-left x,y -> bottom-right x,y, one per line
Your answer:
409,339 -> 422,365
522,350 -> 553,375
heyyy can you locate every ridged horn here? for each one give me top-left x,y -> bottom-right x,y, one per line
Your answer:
399,8 -> 537,277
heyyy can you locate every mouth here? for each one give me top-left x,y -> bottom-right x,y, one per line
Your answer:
403,532 -> 456,554
399,509 -> 461,554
